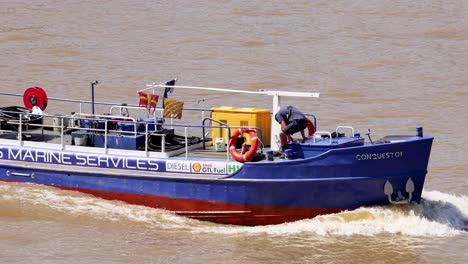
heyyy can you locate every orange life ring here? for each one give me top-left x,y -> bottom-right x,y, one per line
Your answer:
228,128 -> 258,162
306,117 -> 315,136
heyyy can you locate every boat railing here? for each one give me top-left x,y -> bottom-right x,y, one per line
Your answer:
1,108 -> 266,160
201,117 -> 230,157
313,131 -> 332,144
312,126 -> 357,145
109,105 -> 164,121
155,122 -> 264,160
1,91 -> 314,157
2,105 -> 308,153
110,104 -> 161,116
0,91 -> 212,126
200,117 -> 265,159
336,126 -> 354,137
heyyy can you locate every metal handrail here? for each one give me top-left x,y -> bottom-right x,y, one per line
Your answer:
313,131 -> 332,144
1,91 -> 317,160
0,91 -> 214,119
109,105 -> 164,118
5,109 -> 267,160
201,117 -> 230,150
5,114 -> 232,158
201,117 -> 231,159
336,126 -> 354,137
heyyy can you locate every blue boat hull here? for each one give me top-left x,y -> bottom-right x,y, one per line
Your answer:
0,136 -> 433,225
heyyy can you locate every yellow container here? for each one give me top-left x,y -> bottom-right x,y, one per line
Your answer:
211,106 -> 271,146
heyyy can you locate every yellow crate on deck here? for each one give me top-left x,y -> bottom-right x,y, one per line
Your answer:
211,106 -> 271,146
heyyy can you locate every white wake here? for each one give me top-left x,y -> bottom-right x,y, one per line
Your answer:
1,182 -> 466,237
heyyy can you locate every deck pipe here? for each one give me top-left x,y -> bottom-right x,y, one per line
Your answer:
417,127 -> 423,137
91,80 -> 98,115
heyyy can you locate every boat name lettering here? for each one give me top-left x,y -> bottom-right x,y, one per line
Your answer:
356,151 -> 404,161
0,147 -> 159,171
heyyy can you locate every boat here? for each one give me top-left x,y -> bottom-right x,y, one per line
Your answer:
0,80 -> 433,225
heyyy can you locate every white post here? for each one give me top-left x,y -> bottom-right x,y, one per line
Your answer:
271,93 -> 282,151
185,127 -> 188,159
60,117 -> 64,150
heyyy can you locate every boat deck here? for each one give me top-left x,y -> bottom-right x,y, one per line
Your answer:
0,92 -> 365,164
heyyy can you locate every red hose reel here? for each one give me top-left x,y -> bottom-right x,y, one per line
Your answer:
23,86 -> 48,111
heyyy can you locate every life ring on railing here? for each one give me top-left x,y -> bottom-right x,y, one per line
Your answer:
23,86 -> 48,111
228,128 -> 258,162
306,117 -> 315,136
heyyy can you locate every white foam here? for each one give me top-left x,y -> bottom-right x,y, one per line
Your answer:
1,183 -> 466,236
0,182 -> 196,228
191,190 -> 468,237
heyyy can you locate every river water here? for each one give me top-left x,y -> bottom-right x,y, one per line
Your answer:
0,1 -> 467,263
